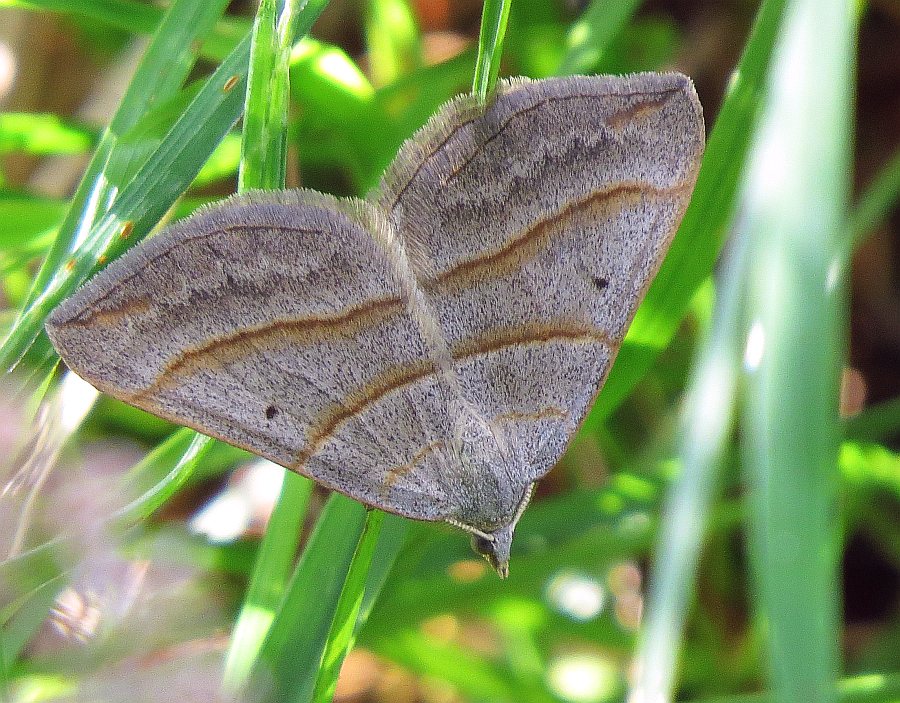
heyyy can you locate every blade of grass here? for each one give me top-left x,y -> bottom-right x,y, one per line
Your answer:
257,494 -> 368,703
111,430 -> 215,527
4,0 -> 248,61
239,0 -> 297,192
0,536 -> 71,680
556,0 -> 643,75
310,509 -> 385,703
114,425 -> 247,510
589,0 -> 790,420
849,147 -> 900,249
369,627 -> 557,703
473,0 -> 513,101
685,672 -> 900,703
0,572 -> 66,669
2,0 -> 161,33
0,114 -> 96,156
629,228 -> 751,702
740,0 -> 854,699
357,513 -> 409,624
844,396 -> 900,442
222,471 -> 312,694
365,0 -> 422,87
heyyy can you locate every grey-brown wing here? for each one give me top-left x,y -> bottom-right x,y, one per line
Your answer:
374,73 -> 705,481
45,190 -> 460,522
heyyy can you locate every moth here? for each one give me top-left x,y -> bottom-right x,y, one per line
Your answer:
47,73 -> 704,577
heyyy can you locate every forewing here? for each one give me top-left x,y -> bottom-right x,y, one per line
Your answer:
376,73 -> 705,481
46,191 -> 458,521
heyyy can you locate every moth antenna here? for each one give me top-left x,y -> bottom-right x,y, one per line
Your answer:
444,517 -> 495,542
512,482 -> 537,525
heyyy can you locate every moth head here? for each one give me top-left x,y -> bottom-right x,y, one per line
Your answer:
466,482 -> 535,579
470,526 -> 513,579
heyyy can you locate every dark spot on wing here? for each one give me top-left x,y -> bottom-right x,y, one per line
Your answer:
266,405 -> 278,420
591,275 -> 609,291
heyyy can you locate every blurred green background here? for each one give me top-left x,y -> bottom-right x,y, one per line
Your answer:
0,0 -> 898,702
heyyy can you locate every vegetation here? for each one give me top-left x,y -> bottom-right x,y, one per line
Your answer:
0,0 -> 898,701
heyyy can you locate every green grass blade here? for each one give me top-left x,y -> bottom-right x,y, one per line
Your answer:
0,114 -> 95,156
310,509 -> 385,703
111,430 -> 215,526
591,0 -> 789,419
740,0 -> 855,699
556,0 -> 643,75
844,395 -> 900,442
4,0 -> 247,61
96,426 -> 245,543
849,147 -> 900,248
370,627 -> 557,703
683,672 -> 900,703
240,0 -> 294,191
257,494 -> 368,702
473,0 -> 513,101
356,513 -> 409,624
630,230 -> 751,701
0,540 -> 70,669
223,472 -> 312,694
365,0 -> 422,87
1,0 -> 160,33
0,573 -> 66,668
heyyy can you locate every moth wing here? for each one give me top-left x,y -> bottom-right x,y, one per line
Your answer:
46,191 -> 460,522
376,73 -> 704,481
